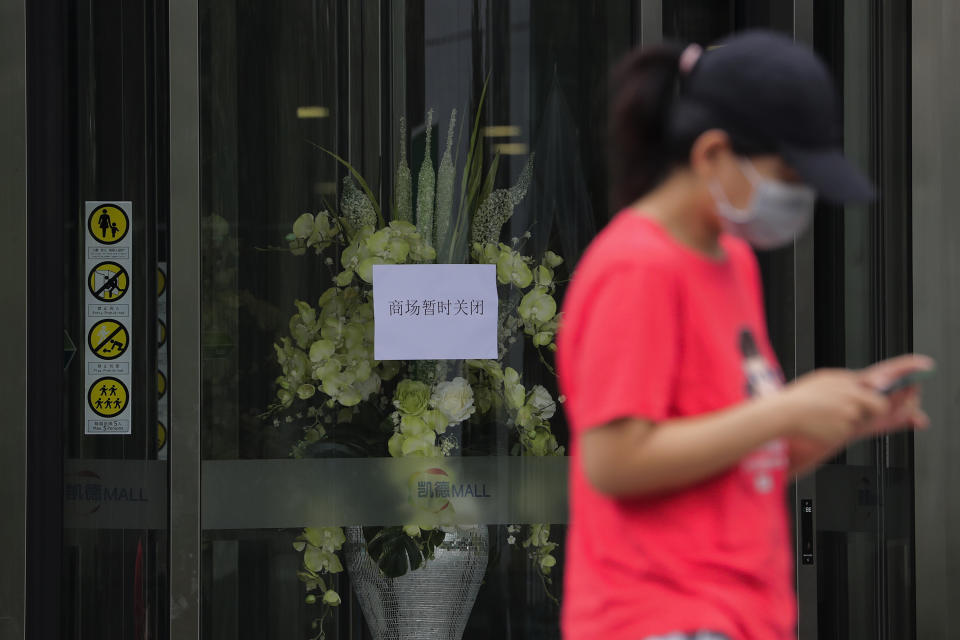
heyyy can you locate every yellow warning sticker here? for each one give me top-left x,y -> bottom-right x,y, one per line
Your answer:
88,376 -> 129,417
157,370 -> 167,398
158,319 -> 167,347
87,319 -> 129,360
87,204 -> 130,245
157,421 -> 167,449
88,261 -> 129,302
157,267 -> 167,297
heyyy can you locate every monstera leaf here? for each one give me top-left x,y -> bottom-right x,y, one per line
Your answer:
363,526 -> 448,578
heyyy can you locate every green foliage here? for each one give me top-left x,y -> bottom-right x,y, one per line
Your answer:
395,117 -> 413,223
363,526 -> 448,578
415,109 -> 436,250
279,81 -> 566,639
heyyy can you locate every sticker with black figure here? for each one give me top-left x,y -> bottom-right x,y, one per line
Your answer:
737,328 -> 788,494
84,201 -> 133,435
739,328 -> 782,398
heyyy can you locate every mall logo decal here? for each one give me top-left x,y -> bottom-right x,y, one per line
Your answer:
407,466 -> 491,514
65,469 -> 148,516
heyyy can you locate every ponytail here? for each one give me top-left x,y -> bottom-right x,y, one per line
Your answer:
608,44 -> 686,212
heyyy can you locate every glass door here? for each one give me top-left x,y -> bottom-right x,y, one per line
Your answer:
16,0 -> 915,638
41,2 -> 173,639
809,1 -> 913,639
162,2 -> 916,639
661,2 -> 915,640
185,2 -> 634,639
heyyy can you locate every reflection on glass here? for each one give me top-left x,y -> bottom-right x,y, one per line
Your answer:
61,2 -> 170,639
200,1 -> 631,638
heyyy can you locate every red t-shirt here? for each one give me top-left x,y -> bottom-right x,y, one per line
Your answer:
557,213 -> 795,640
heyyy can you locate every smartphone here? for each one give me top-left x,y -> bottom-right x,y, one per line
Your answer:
879,369 -> 934,395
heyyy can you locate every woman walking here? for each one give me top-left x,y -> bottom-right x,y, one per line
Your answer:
557,30 -> 931,640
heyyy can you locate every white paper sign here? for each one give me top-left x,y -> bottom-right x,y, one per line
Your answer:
373,264 -> 498,360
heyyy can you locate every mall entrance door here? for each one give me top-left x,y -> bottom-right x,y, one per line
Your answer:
8,1 -> 915,639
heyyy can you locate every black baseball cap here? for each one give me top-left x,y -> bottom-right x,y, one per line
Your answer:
671,30 -> 875,204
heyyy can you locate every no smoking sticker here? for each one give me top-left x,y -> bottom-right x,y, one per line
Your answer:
87,319 -> 129,360
88,261 -> 129,302
87,204 -> 129,245
88,376 -> 129,418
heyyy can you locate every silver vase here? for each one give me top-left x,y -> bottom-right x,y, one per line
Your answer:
344,525 -> 489,640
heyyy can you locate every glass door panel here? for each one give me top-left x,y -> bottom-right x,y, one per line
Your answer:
58,2 -> 171,639
198,2 -> 632,638
810,1 -> 913,639
664,3 -> 915,639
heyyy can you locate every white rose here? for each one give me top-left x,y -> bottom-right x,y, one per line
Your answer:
430,377 -> 476,426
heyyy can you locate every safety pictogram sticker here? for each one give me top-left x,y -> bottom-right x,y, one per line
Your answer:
158,319 -> 167,347
88,376 -> 129,417
88,261 -> 129,302
157,267 -> 167,297
87,319 -> 129,360
157,370 -> 167,399
87,204 -> 130,245
157,421 -> 167,449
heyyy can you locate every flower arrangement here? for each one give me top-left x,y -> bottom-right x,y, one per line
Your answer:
269,88 -> 565,638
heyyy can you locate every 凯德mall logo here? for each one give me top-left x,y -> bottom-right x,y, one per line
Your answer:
64,469 -> 149,517
407,466 -> 491,514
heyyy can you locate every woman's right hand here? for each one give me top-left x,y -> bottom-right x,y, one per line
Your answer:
774,369 -> 891,447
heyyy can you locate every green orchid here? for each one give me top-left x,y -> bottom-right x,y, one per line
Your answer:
275,99 -> 568,633
542,250 -> 564,269
495,246 -> 534,288
304,547 -> 343,574
518,287 -> 557,327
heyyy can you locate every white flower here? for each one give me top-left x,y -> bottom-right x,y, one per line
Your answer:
430,377 -> 476,425
507,535 -> 516,545
528,385 -> 556,420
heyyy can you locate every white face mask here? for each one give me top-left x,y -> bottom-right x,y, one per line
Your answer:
709,159 -> 816,250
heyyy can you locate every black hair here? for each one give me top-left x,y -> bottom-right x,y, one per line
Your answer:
608,43 -> 775,212
608,44 -> 687,212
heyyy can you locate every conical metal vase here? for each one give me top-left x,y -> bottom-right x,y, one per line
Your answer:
344,526 -> 489,640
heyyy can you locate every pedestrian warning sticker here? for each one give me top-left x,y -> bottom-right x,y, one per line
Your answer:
158,319 -> 167,347
85,201 -> 133,435
157,422 -> 167,449
88,319 -> 129,360
157,267 -> 166,297
88,377 -> 129,418
87,204 -> 130,245
88,261 -> 129,303
157,370 -> 166,398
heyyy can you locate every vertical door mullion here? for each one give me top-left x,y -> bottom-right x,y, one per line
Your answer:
638,0 -> 662,47
169,0 -> 201,638
792,1 -> 818,639
0,0 -> 27,637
